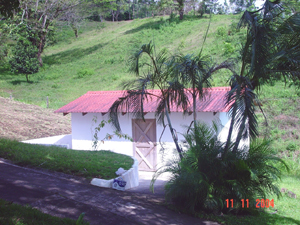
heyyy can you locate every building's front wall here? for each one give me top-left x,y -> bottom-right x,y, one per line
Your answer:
71,111 -> 230,168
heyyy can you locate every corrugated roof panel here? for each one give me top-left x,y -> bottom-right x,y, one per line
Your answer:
54,87 -> 231,114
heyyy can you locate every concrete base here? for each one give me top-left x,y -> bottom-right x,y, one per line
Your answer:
91,156 -> 139,190
22,134 -> 72,149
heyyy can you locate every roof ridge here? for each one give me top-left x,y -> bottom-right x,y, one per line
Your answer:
86,87 -> 230,95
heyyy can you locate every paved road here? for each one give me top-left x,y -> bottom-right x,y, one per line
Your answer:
0,159 -> 220,225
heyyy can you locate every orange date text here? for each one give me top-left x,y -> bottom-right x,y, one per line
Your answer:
225,199 -> 274,208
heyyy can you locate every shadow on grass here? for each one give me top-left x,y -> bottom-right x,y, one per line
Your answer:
10,80 -> 33,85
124,15 -> 209,35
43,43 -> 105,66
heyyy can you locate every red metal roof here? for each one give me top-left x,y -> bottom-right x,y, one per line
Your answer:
54,87 -> 231,114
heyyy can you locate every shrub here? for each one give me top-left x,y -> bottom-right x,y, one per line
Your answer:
217,26 -> 227,37
152,122 -> 288,215
9,39 -> 39,82
75,68 -> 94,79
223,42 -> 235,56
286,142 -> 297,151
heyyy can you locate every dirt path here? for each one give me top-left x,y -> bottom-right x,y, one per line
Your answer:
0,97 -> 71,141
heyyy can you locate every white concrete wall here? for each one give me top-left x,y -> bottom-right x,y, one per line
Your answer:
71,111 -> 229,168
22,134 -> 72,149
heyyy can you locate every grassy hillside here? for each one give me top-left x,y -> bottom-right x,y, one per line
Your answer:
0,14 -> 300,158
0,14 -> 241,109
0,14 -> 300,225
0,96 -> 70,141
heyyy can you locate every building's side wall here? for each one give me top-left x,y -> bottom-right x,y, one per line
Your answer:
72,113 -> 133,155
71,111 -> 228,168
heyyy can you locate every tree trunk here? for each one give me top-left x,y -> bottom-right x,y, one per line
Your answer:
223,105 -> 237,158
25,74 -> 29,82
165,101 -> 183,159
179,7 -> 184,20
37,49 -> 43,67
37,34 -> 46,67
71,24 -> 78,38
233,122 -> 245,152
192,84 -> 197,123
132,4 -> 134,19
193,95 -> 197,122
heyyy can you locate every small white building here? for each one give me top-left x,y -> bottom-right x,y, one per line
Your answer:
54,87 -> 235,171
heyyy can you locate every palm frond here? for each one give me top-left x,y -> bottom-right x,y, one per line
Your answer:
226,75 -> 258,152
109,89 -> 159,131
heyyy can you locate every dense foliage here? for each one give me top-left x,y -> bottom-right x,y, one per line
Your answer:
149,0 -> 299,216
152,122 -> 288,214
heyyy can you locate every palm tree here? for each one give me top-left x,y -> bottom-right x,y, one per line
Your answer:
109,42 -> 234,159
171,14 -> 234,128
223,0 -> 300,156
109,42 -> 189,159
174,54 -> 234,126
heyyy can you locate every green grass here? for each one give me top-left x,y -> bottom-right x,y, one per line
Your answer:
0,138 -> 133,179
0,14 -> 243,109
256,82 -> 300,154
0,199 -> 89,225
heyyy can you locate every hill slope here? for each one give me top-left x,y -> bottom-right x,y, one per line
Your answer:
0,97 -> 70,141
0,14 -> 241,109
0,14 -> 300,155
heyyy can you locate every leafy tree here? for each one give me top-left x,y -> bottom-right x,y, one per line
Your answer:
198,0 -> 207,17
227,0 -> 256,14
7,0 -> 82,66
0,0 -> 19,17
9,38 -> 39,82
177,0 -> 185,20
89,0 -> 113,22
157,0 -> 176,16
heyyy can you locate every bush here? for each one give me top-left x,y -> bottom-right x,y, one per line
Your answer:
75,68 -> 94,79
223,42 -> 235,56
286,142 -> 297,151
9,39 -> 39,82
217,26 -> 227,37
152,122 -> 288,215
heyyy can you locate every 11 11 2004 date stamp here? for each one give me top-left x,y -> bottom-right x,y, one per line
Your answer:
225,199 -> 275,208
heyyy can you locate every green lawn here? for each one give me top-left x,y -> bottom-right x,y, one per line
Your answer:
0,138 -> 133,180
0,199 -> 88,225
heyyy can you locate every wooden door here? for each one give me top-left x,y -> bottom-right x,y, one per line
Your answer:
132,119 -> 157,171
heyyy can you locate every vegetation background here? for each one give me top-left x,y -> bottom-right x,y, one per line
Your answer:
0,0 -> 300,224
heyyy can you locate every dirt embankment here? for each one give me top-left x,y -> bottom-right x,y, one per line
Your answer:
0,97 -> 71,141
